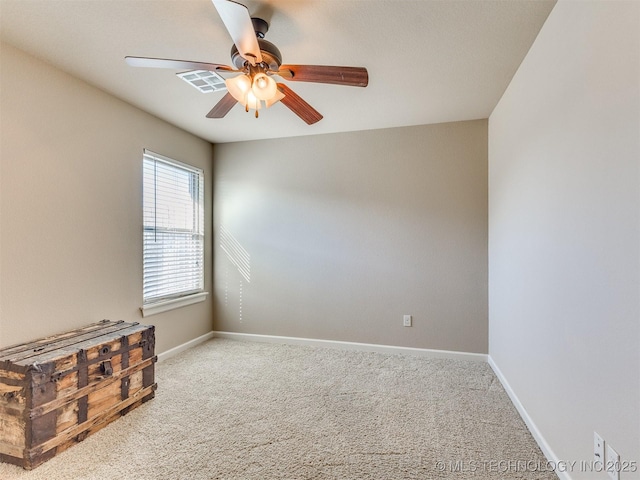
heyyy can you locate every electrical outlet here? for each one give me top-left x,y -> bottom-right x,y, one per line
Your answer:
594,431 -> 605,466
403,315 -> 412,327
606,444 -> 620,480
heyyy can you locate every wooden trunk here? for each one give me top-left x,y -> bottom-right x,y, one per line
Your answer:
0,320 -> 157,470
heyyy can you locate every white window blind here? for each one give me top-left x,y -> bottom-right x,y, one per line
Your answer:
143,150 -> 204,304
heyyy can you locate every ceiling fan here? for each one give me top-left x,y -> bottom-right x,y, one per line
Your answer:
125,0 -> 369,125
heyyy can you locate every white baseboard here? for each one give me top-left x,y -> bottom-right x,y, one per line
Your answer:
157,331 -> 215,362
213,331 -> 488,362
488,356 -> 567,480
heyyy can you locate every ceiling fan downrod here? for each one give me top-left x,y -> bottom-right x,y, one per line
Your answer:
251,18 -> 268,39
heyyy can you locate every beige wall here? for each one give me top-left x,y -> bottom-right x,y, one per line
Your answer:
214,120 -> 488,353
0,43 -> 214,354
489,0 -> 639,475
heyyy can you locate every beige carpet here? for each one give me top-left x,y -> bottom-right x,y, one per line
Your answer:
0,339 -> 556,479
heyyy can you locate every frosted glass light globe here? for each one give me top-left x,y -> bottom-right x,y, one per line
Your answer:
251,73 -> 277,101
225,74 -> 252,104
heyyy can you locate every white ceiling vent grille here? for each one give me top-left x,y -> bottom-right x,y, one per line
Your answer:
177,70 -> 227,93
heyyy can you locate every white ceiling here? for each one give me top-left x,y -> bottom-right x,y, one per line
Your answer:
0,0 -> 555,144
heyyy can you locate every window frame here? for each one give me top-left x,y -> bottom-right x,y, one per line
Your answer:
140,150 -> 207,317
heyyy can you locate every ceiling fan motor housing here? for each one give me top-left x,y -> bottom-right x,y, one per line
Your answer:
230,18 -> 282,71
230,39 -> 282,71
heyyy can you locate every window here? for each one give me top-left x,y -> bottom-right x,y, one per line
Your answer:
142,150 -> 205,314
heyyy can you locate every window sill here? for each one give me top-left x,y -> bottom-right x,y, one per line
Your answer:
141,292 -> 209,318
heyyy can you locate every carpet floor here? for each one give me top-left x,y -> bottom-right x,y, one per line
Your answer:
0,339 -> 556,479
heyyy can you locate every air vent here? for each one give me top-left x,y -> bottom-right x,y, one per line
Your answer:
176,70 -> 227,93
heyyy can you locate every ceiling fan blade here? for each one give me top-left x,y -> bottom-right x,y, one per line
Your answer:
125,56 -> 234,72
276,84 -> 323,125
206,92 -> 237,118
211,0 -> 262,65
278,65 -> 369,87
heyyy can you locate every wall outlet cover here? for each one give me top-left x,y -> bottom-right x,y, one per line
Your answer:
403,315 -> 412,327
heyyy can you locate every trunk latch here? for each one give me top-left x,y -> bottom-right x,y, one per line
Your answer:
100,360 -> 113,376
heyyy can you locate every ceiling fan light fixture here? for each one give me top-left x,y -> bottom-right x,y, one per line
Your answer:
226,72 -> 283,114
